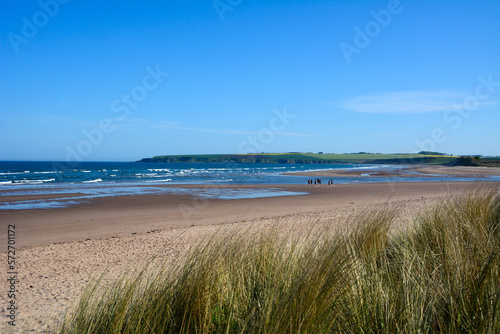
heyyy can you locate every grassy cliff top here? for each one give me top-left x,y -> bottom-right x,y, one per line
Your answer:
138,153 -> 459,165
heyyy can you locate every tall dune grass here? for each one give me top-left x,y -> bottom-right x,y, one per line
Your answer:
57,188 -> 500,333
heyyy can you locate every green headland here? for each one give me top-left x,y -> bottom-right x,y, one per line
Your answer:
139,152 -> 500,166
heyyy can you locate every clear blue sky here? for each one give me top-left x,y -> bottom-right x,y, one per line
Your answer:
1,0 -> 499,161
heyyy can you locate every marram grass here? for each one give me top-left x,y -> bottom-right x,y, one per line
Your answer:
57,188 -> 500,333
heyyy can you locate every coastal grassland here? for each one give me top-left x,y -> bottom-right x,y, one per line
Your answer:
141,153 -> 457,164
56,188 -> 500,333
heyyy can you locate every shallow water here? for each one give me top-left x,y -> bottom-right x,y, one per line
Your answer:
1,161 -> 498,210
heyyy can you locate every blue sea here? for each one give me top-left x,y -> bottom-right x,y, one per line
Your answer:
1,161 -> 498,210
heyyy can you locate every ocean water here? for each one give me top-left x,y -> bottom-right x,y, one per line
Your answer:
1,161 -> 497,210
0,161 -> 367,186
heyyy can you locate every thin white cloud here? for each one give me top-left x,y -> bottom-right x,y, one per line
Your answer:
339,90 -> 494,114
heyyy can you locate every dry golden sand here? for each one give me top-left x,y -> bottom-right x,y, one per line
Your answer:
0,181 -> 497,332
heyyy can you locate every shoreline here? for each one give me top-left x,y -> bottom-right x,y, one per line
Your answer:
284,164 -> 500,178
2,164 -> 500,211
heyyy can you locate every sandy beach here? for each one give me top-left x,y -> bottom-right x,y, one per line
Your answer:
285,164 -> 500,178
1,179 -> 499,332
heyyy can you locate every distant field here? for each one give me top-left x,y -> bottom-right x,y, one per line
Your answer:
139,153 -> 459,165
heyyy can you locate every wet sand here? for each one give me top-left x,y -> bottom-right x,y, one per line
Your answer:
0,182 -> 490,248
